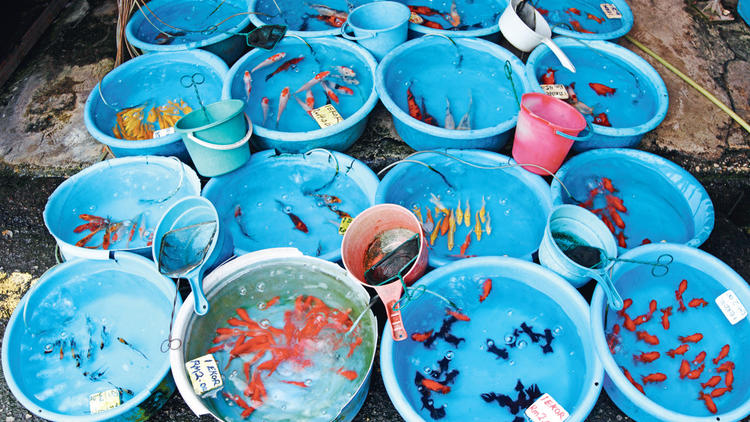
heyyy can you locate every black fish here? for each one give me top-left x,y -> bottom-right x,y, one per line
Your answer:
439,369 -> 459,385
513,417 -> 525,422
443,333 -> 465,347
487,338 -> 509,360
520,322 -> 542,343
420,395 -> 447,420
414,371 -> 426,387
541,328 -> 554,354
525,383 -> 543,403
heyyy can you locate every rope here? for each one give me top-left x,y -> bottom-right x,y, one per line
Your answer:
504,60 -> 521,108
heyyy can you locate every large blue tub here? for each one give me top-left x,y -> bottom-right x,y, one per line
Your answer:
532,0 -> 634,40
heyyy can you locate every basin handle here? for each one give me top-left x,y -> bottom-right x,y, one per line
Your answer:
340,20 -> 375,40
556,120 -> 594,142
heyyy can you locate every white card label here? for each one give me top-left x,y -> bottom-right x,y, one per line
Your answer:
310,104 -> 344,128
153,126 -> 176,138
541,84 -> 570,100
186,354 -> 223,395
715,290 -> 747,325
525,393 -> 569,422
89,389 -> 120,414
600,3 -> 622,19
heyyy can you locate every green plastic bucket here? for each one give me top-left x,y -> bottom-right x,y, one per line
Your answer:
175,99 -> 251,177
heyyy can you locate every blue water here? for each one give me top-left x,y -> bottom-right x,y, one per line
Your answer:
383,41 -> 522,130
391,274 -> 587,421
533,0 -> 624,34
402,0 -> 506,31
227,43 -> 373,132
133,0 -> 246,45
203,157 -> 372,258
12,271 -> 171,415
533,46 -> 658,128
254,0 -> 369,32
557,158 -> 696,248
605,262 -> 750,416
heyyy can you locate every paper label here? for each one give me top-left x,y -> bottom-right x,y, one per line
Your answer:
153,126 -> 176,138
186,354 -> 223,395
311,104 -> 344,129
600,3 -> 622,18
541,84 -> 570,100
715,290 -> 747,325
89,389 -> 120,414
338,216 -> 353,235
525,393 -> 569,422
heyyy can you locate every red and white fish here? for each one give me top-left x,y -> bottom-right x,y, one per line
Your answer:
295,71 -> 330,94
456,92 -> 472,130
444,98 -> 456,130
321,80 -> 340,104
293,95 -> 313,115
305,89 -> 315,110
261,97 -> 270,126
447,0 -> 460,27
334,65 -> 356,78
329,82 -> 354,95
251,52 -> 286,73
277,87 -> 290,124
243,70 -> 252,100
265,55 -> 305,81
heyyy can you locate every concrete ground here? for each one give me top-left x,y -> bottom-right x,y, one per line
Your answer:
0,0 -> 748,420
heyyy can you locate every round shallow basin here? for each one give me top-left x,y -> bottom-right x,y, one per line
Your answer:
248,0 -> 371,37
406,0 -> 507,38
532,0 -> 633,40
591,243 -> 750,422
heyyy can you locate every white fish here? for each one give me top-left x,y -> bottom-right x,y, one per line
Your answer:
293,95 -> 313,114
261,97 -> 270,125
277,87 -> 289,125
444,97 -> 456,130
457,91 -> 472,130
243,70 -> 252,101
295,71 -> 330,94
251,52 -> 286,74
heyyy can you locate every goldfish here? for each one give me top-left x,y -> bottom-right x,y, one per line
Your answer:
429,193 -> 450,215
702,376 -> 722,389
611,209 -> 626,228
677,279 -> 688,297
243,71 -> 252,100
618,298 -> 633,316
406,86 -> 423,121
223,392 -> 256,418
295,71 -> 330,94
460,233 -> 471,256
330,82 -> 354,96
607,324 -> 621,353
411,330 -> 434,342
633,351 -> 660,363
424,209 -> 435,233
293,95 -> 313,115
616,231 -> 627,248
713,344 -> 730,364
621,366 -> 645,394
622,314 -> 636,332
570,20 -> 595,33
632,314 -> 648,325
445,98 -> 456,130
421,379 -> 451,394
455,199 -> 463,223
601,215 -> 616,234
594,112 -> 612,127
440,209 -> 451,236
75,226 -> 104,247
312,13 -> 346,27
117,337 -> 148,360
661,306 -> 672,330
409,10 -> 424,24
711,387 -> 732,398
648,300 -> 657,316
537,7 -> 549,15
464,199 -> 471,227
698,391 -> 718,414
265,56 -> 305,81
636,330 -> 659,345
587,12 -> 605,23
606,196 -> 627,214
716,361 -> 735,373
447,212 -> 456,251
479,197 -> 486,223
457,92 -> 472,130
420,18 -> 444,29
413,206 -> 423,223
689,298 -> 708,308
725,370 -> 734,389
277,87 -> 290,124
679,360 -> 691,378
686,364 -> 705,379
321,81 -> 340,104
641,238 -> 651,244
408,5 -> 445,16
276,200 -> 308,233
264,296 -> 280,308
430,217 -> 441,245
281,380 -> 309,388
679,333 -> 703,343
485,212 -> 492,235
261,97 -> 270,125
479,278 -> 492,303
251,52 -> 286,73
337,367 -> 358,380
421,98 -> 438,126
667,344 -> 689,358
474,212 -> 482,241
446,308 -> 470,321
590,82 -> 616,96
312,194 -> 341,204
641,373 -> 667,384
447,0 -> 460,27
540,68 -> 556,85
566,7 -> 581,15
334,66 -> 356,78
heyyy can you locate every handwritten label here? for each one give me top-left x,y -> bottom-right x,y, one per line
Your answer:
338,216 -> 353,235
540,84 -> 569,100
310,104 -> 344,129
525,393 -> 569,422
186,354 -> 223,396
152,126 -> 176,138
89,389 -> 120,414
715,290 -> 747,325
600,3 -> 622,18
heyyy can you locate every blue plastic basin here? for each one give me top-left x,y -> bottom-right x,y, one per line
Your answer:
376,37 -> 530,151
125,0 -> 251,63
202,149 -> 379,261
84,50 -> 228,159
2,252 -> 178,421
222,36 -> 378,152
381,257 -> 603,421
591,243 -> 750,422
375,149 -> 552,266
550,148 -> 714,250
532,0 -> 634,40
525,38 -> 668,150
405,0 -> 507,38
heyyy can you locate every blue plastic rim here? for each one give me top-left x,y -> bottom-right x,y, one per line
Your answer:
376,37 -> 531,151
248,0 -> 368,37
525,37 -> 669,150
2,252 -> 178,421
222,36 -> 379,152
550,148 -> 714,249
533,0 -> 634,40
43,156 -> 201,261
84,50 -> 228,159
380,257 -> 603,422
406,0 -> 508,38
590,243 -> 750,422
375,149 -> 552,266
202,149 -> 379,261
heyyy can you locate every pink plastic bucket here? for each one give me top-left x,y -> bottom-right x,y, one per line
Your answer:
512,93 -> 591,175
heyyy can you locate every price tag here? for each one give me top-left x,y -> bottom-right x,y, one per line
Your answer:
540,84 -> 569,100
310,104 -> 344,129
186,354 -> 223,396
89,389 -> 120,414
600,3 -> 622,18
338,216 -> 353,235
525,393 -> 569,422
715,290 -> 747,325
153,126 -> 176,138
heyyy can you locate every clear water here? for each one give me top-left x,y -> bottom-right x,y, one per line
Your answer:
533,46 -> 659,128
227,42 -> 373,132
558,159 -> 696,248
14,271 -> 171,415
605,262 -> 750,416
392,273 -> 587,421
203,156 -> 372,258
402,0 -> 507,31
532,0 -> 624,34
381,154 -> 549,261
254,0 -> 368,32
133,0 -> 247,44
384,41 -> 522,131
185,262 -> 376,421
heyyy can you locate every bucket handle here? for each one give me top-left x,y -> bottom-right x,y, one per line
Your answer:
555,119 -> 594,142
186,114 -> 252,151
340,20 -> 375,40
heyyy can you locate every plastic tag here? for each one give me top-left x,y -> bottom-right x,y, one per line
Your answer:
600,3 -> 622,18
153,127 -> 176,138
186,354 -> 223,395
715,290 -> 747,325
338,216 -> 353,235
311,104 -> 344,129
525,393 -> 569,422
89,389 -> 120,414
541,84 -> 569,100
